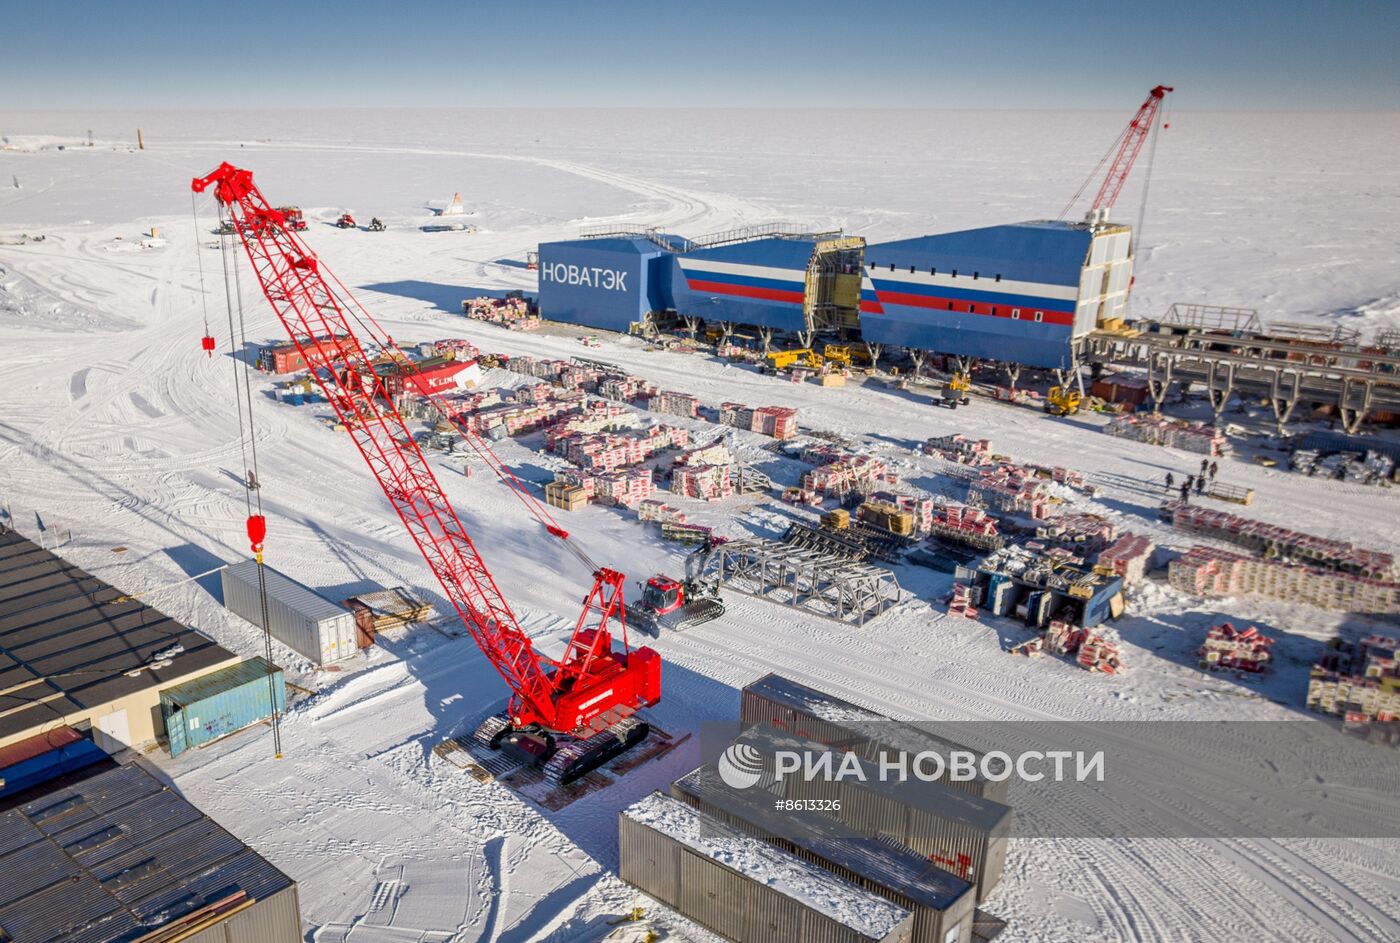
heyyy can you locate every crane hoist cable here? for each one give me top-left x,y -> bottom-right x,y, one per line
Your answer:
198,196 -> 284,759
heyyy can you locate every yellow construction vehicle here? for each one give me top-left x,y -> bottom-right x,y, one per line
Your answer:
934,371 -> 971,409
1044,386 -> 1081,416
764,348 -> 823,372
822,343 -> 873,368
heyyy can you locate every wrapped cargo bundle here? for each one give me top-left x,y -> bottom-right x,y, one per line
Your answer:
1161,501 -> 1395,578
1078,627 -> 1125,674
1095,532 -> 1155,586
1199,622 -> 1274,672
1168,546 -> 1400,613
1105,414 -> 1229,456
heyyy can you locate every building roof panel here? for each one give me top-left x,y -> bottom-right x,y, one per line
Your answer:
866,221 -> 1094,287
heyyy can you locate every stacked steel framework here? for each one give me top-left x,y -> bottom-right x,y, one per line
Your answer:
697,537 -> 902,626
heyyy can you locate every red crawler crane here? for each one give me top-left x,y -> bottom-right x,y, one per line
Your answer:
192,163 -> 660,784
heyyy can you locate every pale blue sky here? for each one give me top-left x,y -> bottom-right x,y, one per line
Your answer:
3,0 -> 1397,109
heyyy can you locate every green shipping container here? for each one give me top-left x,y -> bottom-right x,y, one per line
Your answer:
161,656 -> 286,757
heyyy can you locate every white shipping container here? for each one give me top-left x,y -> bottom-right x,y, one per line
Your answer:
221,559 -> 358,665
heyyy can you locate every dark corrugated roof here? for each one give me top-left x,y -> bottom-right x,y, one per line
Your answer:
684,235 -> 819,269
0,531 -> 234,743
0,762 -> 293,941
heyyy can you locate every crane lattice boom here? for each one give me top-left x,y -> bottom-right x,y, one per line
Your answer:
192,163 -> 660,737
1091,85 -> 1173,215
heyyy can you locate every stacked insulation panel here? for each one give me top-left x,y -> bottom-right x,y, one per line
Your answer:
646,390 -> 700,418
1168,546 -> 1400,613
672,463 -> 734,501
1095,533 -> 1155,586
929,505 -> 1002,550
1308,637 -> 1400,721
803,455 -> 889,498
1106,414 -> 1229,456
1162,502 -> 1395,577
599,375 -> 659,403
719,402 -> 754,429
1045,620 -> 1087,655
966,468 -> 1050,519
637,498 -> 687,525
1199,623 -> 1274,672
752,405 -> 798,439
432,337 -> 481,361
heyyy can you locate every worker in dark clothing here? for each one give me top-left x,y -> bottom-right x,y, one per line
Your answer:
1209,460 -> 1219,481
1196,475 -> 1206,494
1179,481 -> 1191,503
1165,472 -> 1175,491
1200,458 -> 1209,475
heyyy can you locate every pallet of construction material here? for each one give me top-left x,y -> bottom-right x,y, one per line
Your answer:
1105,414 -> 1230,456
923,433 -> 993,465
1095,532 -> 1155,586
1162,501 -> 1395,577
751,405 -> 798,439
1009,637 -> 1044,657
1307,670 -> 1400,721
343,587 -> 436,631
646,390 -> 699,418
719,402 -> 754,429
545,480 -> 589,511
1078,627 -> 1126,674
675,441 -> 734,468
947,582 -> 979,619
661,521 -> 715,545
1168,546 -> 1400,613
993,385 -> 1036,404
1199,622 -> 1274,672
1205,481 -> 1256,505
636,498 -> 687,525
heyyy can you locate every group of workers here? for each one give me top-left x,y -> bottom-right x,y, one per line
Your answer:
1165,458 -> 1220,504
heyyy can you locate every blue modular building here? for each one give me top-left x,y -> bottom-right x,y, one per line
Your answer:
536,236 -> 677,333
860,220 -> 1134,369
672,236 -> 814,333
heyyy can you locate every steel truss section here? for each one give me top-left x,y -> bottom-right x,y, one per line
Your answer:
699,537 -> 902,626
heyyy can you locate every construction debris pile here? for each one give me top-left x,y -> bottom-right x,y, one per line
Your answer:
1291,448 -> 1397,485
720,402 -> 800,440
461,295 -> 541,330
1106,414 -> 1229,456
1168,546 -> 1400,613
1161,502 -> 1396,577
1095,532 -> 1155,586
1308,635 -> 1400,722
1045,619 -> 1087,655
1199,622 -> 1274,672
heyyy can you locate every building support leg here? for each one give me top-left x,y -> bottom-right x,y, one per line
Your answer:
683,316 -> 700,341
909,350 -> 926,379
865,342 -> 882,368
1004,362 -> 1022,390
1270,370 -> 1301,436
759,327 -> 775,355
1147,354 -> 1174,417
797,330 -> 813,349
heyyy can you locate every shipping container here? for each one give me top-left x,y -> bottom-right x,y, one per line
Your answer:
735,725 -> 1013,903
671,765 -> 976,943
537,236 -> 676,333
160,656 -> 286,757
221,560 -> 358,665
860,220 -> 1131,370
739,673 -> 1009,802
620,792 -> 914,943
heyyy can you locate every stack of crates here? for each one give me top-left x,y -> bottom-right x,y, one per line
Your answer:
1045,620 -> 1087,655
1163,501 -> 1395,577
637,498 -> 687,525
1307,636 -> 1400,722
858,500 -> 915,537
545,480 -> 588,512
1168,546 -> 1400,613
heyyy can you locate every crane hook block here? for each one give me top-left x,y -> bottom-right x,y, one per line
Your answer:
246,515 -> 267,554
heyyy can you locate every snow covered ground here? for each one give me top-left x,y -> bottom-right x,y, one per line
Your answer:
1,110 -> 1398,942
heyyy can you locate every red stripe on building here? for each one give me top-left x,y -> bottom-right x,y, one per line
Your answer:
686,279 -> 805,305
878,290 -> 1074,327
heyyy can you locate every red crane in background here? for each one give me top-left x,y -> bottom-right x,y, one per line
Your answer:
1060,85 -> 1174,236
192,163 -> 660,784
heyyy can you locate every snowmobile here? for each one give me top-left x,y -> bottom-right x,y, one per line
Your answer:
368,217 -> 386,232
336,213 -> 357,229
